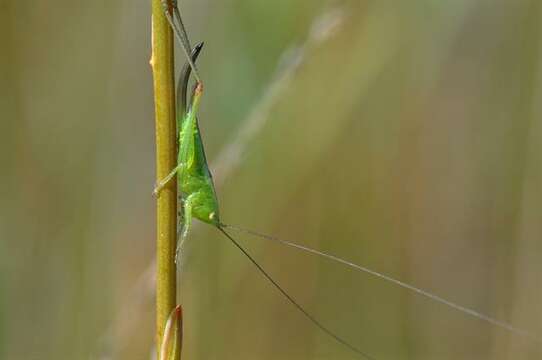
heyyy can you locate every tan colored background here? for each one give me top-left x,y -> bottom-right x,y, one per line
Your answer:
1,0 -> 541,359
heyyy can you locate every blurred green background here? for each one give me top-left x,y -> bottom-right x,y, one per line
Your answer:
1,0 -> 541,359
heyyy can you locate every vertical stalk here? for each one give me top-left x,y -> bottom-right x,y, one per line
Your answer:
151,0 -> 177,357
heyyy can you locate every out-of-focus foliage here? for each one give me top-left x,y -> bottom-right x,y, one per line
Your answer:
1,0 -> 541,359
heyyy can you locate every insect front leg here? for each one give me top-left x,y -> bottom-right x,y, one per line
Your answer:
180,193 -> 195,240
175,193 -> 195,264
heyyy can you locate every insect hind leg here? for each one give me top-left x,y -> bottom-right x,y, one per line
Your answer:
159,0 -> 202,84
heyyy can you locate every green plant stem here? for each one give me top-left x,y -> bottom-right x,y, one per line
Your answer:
151,0 -> 177,358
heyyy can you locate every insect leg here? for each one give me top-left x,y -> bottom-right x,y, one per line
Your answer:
180,193 -> 194,241
175,230 -> 188,267
153,163 -> 183,196
175,193 -> 195,265
159,0 -> 202,84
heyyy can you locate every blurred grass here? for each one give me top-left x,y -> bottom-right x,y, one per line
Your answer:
1,0 -> 541,359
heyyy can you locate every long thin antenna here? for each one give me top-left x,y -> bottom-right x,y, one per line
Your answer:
160,0 -> 202,84
221,223 -> 541,344
216,226 -> 376,359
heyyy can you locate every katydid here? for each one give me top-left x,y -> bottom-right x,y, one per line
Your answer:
154,2 -> 541,358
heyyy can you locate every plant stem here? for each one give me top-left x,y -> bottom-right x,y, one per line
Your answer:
151,0 -> 177,358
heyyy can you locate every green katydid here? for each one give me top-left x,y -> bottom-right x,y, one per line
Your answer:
154,2 -> 541,359
154,5 -> 372,356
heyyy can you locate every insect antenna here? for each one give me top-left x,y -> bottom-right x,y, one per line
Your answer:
216,225 -> 376,359
220,223 -> 541,345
